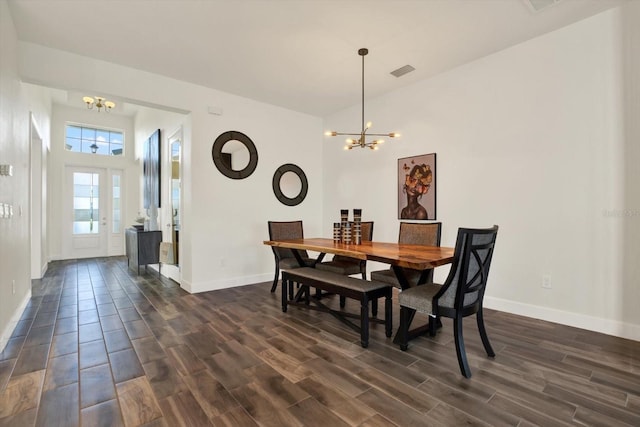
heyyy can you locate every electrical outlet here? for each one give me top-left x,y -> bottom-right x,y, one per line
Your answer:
542,274 -> 552,289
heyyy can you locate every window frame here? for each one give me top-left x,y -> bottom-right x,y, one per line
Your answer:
65,122 -> 125,156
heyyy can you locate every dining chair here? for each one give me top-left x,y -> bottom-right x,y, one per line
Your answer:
316,221 -> 374,279
370,222 -> 442,288
267,220 -> 316,293
397,225 -> 499,378
315,221 -> 374,309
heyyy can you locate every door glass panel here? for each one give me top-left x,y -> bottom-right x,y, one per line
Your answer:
169,135 -> 181,268
73,172 -> 99,234
112,174 -> 121,233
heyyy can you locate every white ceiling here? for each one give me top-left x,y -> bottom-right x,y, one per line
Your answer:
7,0 -> 626,117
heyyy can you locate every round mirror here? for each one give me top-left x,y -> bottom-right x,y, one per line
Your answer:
212,131 -> 258,179
280,171 -> 302,198
221,140 -> 250,170
272,163 -> 308,206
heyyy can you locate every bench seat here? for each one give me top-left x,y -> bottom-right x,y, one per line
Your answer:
281,267 -> 392,348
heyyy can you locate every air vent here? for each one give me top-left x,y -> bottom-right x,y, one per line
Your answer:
523,0 -> 563,13
390,65 -> 415,78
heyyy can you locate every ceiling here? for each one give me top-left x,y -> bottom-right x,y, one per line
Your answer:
7,0 -> 626,117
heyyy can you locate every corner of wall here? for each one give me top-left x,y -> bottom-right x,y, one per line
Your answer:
0,290 -> 32,354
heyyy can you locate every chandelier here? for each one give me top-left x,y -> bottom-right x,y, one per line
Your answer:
325,48 -> 400,150
83,96 -> 115,112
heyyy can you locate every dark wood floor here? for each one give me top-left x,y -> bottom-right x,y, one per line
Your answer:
0,257 -> 639,426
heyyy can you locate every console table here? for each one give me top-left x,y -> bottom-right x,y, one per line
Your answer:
125,228 -> 162,274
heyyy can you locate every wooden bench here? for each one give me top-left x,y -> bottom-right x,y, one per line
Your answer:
281,267 -> 393,348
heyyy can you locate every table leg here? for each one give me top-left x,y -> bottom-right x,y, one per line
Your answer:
390,265 -> 435,344
292,250 -> 325,267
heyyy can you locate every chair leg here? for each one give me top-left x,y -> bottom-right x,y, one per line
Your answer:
371,299 -> 378,317
428,314 -> 438,336
384,293 -> 392,338
453,315 -> 472,378
339,296 -> 346,308
398,306 -> 413,351
281,277 -> 288,313
477,309 -> 495,357
271,264 -> 280,292
360,296 -> 369,348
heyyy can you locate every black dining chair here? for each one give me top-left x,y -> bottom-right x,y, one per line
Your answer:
267,220 -> 316,293
397,225 -> 499,378
370,222 -> 442,288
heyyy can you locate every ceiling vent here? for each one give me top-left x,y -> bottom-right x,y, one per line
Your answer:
390,65 -> 416,78
523,0 -> 563,13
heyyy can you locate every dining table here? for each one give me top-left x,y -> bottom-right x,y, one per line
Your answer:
263,237 -> 455,342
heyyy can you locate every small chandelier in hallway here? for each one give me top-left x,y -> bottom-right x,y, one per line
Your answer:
83,96 -> 115,112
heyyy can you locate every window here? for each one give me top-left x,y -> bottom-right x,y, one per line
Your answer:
112,173 -> 121,233
65,124 -> 124,156
73,172 -> 100,234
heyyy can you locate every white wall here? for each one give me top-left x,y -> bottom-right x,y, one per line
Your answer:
184,95 -> 323,292
19,42 -> 324,293
620,0 -> 640,341
324,6 -> 639,340
133,105 -> 188,282
0,1 -> 51,352
48,105 -> 137,259
23,84 -> 52,280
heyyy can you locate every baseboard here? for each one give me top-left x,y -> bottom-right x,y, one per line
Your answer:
181,273 -> 272,294
159,264 -> 181,284
484,296 -> 640,342
0,290 -> 32,354
163,276 -> 640,341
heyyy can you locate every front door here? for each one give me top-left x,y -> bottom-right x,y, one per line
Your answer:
64,166 -> 123,259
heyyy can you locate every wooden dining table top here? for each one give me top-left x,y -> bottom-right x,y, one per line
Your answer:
264,237 -> 455,270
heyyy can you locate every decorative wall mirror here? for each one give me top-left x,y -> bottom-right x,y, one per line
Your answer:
272,163 -> 308,206
211,131 -> 258,179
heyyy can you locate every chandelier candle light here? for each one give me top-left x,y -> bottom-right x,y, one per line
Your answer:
325,48 -> 400,150
83,96 -> 115,112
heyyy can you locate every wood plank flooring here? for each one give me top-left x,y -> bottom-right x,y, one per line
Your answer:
0,257 -> 639,426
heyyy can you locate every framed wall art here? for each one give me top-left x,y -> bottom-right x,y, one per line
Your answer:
398,153 -> 436,220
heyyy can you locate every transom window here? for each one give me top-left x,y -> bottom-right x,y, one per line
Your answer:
65,124 -> 124,156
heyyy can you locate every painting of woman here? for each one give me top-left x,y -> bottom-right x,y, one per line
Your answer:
398,153 -> 436,220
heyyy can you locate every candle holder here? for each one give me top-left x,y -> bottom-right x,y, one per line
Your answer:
353,222 -> 362,244
333,222 -> 342,242
340,209 -> 349,244
343,221 -> 352,244
353,208 -> 362,244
